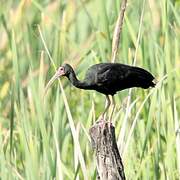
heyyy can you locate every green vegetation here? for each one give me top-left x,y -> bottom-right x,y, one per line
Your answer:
0,0 -> 180,179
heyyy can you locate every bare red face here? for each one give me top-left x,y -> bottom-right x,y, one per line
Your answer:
57,66 -> 65,76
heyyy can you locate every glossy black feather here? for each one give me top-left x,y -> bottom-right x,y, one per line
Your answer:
83,63 -> 155,95
64,63 -> 155,95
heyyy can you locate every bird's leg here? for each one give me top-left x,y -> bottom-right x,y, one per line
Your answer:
100,95 -> 111,121
108,96 -> 115,125
97,95 -> 111,129
98,95 -> 111,129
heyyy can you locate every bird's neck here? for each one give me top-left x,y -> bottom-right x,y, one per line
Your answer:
68,71 -> 90,90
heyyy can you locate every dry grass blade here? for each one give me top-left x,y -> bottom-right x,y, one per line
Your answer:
59,81 -> 88,180
132,0 -> 145,66
118,0 -> 145,153
111,0 -> 127,63
38,25 -> 88,180
52,123 -> 63,180
122,89 -> 155,157
8,163 -> 24,180
174,100 -> 180,175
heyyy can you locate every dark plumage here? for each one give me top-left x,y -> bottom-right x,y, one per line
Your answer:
60,63 -> 155,94
45,63 -> 156,121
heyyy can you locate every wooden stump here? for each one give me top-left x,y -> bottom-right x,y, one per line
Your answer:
89,121 -> 126,180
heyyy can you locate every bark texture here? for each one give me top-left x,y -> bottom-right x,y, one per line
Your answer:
89,121 -> 125,180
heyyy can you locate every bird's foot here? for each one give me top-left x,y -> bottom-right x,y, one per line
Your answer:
96,118 -> 113,131
97,114 -> 107,122
108,115 -> 113,127
96,116 -> 106,129
97,115 -> 103,121
107,121 -> 113,130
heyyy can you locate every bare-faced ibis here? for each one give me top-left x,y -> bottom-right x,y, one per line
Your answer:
45,63 -> 155,121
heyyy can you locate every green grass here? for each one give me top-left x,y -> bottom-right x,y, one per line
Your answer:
0,0 -> 180,179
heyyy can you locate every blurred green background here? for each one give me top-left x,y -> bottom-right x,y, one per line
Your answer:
0,0 -> 180,179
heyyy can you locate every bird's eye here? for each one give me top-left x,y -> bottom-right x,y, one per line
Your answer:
57,66 -> 66,76
59,67 -> 64,71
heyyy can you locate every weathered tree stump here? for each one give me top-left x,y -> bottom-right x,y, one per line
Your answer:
89,120 -> 125,180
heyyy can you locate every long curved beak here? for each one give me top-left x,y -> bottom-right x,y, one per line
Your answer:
44,72 -> 60,96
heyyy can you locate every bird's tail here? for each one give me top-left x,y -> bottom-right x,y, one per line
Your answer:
130,67 -> 156,89
151,78 -> 157,87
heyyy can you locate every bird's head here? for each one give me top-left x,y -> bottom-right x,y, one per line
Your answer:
44,64 -> 73,95
60,64 -> 74,77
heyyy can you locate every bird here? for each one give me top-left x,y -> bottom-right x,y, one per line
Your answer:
44,63 -> 156,122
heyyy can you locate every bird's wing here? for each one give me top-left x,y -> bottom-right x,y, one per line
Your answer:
84,63 -> 155,91
96,65 -> 127,86
97,64 -> 155,89
83,64 -> 113,86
